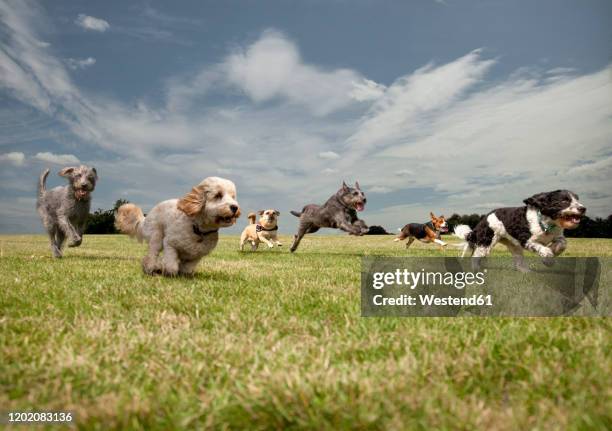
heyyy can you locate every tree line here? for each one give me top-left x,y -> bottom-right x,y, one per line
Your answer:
86,201 -> 612,238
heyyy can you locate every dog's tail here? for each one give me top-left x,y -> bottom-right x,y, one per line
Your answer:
115,203 -> 145,241
247,212 -> 256,225
38,169 -> 49,198
290,210 -> 302,218
453,224 -> 473,257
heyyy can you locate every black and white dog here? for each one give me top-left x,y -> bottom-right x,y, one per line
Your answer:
454,190 -> 585,271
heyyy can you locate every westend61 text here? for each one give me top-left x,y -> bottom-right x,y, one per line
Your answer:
373,294 -> 493,307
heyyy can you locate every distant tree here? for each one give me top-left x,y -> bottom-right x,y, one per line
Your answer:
365,225 -> 392,235
564,215 -> 612,238
85,199 -> 130,234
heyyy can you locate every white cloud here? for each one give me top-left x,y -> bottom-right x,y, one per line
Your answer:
66,57 -> 96,70
75,14 -> 109,32
0,152 -> 25,166
167,30 -> 385,115
318,151 -> 340,160
368,186 -> 392,194
35,152 -> 80,165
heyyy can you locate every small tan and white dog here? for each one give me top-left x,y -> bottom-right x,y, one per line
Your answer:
240,209 -> 282,251
115,177 -> 240,276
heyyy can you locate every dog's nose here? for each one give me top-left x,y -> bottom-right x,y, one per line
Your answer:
578,205 -> 586,214
230,205 -> 239,214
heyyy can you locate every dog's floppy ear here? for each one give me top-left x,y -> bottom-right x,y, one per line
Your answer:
523,192 -> 551,209
177,183 -> 207,217
58,167 -> 75,177
355,181 -> 361,190
258,210 -> 264,215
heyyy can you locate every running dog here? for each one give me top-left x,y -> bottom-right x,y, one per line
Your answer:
240,209 -> 282,251
289,181 -> 368,252
394,212 -> 449,250
115,177 -> 240,276
454,190 -> 585,271
37,166 -> 98,258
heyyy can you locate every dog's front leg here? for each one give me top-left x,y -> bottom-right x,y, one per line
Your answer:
526,239 -> 554,266
338,221 -> 364,236
259,235 -> 274,248
434,238 -> 447,249
58,216 -> 81,247
550,236 -> 567,256
161,245 -> 180,276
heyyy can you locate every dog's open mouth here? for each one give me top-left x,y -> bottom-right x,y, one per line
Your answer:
354,202 -> 365,212
439,226 -> 449,233
74,189 -> 90,200
216,215 -> 237,225
559,213 -> 583,228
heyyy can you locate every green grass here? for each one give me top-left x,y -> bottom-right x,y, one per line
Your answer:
1,234 -> 611,430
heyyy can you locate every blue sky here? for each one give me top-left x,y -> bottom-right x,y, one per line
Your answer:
1,0 -> 611,234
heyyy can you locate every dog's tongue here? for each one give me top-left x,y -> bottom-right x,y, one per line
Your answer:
75,189 -> 89,200
355,202 -> 365,212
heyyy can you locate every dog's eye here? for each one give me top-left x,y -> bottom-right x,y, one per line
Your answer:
215,192 -> 223,200
353,191 -> 358,195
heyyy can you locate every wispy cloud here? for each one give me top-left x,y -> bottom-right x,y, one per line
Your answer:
34,152 -> 80,165
318,151 -> 340,160
75,14 -> 109,32
66,57 -> 96,70
0,151 -> 25,166
166,30 -> 385,115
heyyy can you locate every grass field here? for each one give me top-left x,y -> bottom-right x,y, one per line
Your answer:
1,234 -> 611,430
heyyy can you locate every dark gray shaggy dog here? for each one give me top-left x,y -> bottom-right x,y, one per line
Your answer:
289,181 -> 368,252
37,166 -> 98,258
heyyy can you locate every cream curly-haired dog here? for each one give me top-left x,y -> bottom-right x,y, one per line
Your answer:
115,177 -> 240,276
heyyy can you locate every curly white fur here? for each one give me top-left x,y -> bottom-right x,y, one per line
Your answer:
116,177 -> 240,276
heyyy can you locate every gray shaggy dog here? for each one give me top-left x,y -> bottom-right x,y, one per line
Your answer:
289,181 -> 368,252
36,166 -> 98,258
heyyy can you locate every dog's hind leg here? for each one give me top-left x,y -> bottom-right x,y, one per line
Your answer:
161,244 -> 180,276
501,239 -> 529,272
290,222 -> 312,252
405,237 -> 415,249
142,229 -> 163,275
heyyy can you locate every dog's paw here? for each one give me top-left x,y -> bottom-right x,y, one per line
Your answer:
539,248 -> 554,259
67,236 -> 82,247
542,257 -> 555,267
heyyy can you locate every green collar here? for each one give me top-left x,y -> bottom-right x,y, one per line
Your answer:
537,211 -> 556,233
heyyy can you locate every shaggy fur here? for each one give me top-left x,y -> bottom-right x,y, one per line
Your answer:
240,209 -> 282,251
454,190 -> 586,271
289,181 -> 368,252
394,212 -> 449,250
36,166 -> 98,258
115,177 -> 240,276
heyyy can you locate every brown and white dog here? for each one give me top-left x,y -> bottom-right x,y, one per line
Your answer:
240,209 -> 282,251
394,212 -> 449,250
